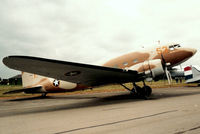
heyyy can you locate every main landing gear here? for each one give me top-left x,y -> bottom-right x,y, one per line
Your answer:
120,81 -> 152,99
41,93 -> 47,97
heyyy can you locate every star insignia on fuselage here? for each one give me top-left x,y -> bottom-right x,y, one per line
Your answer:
53,79 -> 60,87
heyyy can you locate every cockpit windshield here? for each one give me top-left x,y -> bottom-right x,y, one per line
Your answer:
169,44 -> 181,50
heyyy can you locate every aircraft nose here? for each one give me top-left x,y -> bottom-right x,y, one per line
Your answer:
189,48 -> 197,55
184,48 -> 197,55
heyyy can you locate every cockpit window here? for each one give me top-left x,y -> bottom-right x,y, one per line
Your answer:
169,45 -> 175,50
174,44 -> 181,48
169,44 -> 181,50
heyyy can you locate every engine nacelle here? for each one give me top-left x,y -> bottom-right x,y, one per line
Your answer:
129,59 -> 165,80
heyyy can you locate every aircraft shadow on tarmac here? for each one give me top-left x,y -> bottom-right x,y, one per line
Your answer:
1,88 -> 200,118
7,87 -> 200,102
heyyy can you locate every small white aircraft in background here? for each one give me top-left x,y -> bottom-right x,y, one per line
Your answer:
3,43 -> 197,98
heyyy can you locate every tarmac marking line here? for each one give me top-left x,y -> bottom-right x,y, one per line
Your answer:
55,110 -> 178,134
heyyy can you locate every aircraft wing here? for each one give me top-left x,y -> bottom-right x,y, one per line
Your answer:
3,56 -> 144,87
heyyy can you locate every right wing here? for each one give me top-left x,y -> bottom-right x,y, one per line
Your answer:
3,56 -> 145,87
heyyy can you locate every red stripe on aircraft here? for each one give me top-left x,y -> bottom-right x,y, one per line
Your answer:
184,66 -> 192,71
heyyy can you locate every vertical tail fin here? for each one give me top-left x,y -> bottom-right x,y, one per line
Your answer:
184,66 -> 200,83
184,66 -> 193,80
21,72 -> 45,88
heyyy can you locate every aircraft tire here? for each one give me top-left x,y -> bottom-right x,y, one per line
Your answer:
137,86 -> 152,99
143,86 -> 152,97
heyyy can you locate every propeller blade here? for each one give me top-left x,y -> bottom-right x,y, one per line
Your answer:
165,67 -> 172,85
161,53 -> 173,85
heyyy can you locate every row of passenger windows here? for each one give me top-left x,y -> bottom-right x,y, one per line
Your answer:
112,44 -> 181,68
113,59 -> 138,68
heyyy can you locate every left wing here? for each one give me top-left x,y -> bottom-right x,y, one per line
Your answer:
3,56 -> 144,87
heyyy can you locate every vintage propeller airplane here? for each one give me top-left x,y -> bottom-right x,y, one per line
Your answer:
3,43 -> 197,99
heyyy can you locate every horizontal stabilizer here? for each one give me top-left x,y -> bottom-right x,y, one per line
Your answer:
3,86 -> 42,94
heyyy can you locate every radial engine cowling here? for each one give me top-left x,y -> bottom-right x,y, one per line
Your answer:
129,59 -> 165,80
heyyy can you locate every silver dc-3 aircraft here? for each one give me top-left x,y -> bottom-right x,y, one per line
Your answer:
3,43 -> 197,99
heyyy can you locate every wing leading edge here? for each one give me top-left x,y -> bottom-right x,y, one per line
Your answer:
3,56 -> 144,87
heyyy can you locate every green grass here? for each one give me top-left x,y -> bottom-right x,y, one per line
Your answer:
84,80 -> 197,93
0,80 -> 198,98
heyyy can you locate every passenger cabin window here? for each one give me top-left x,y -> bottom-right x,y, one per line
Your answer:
133,59 -> 138,63
123,62 -> 128,66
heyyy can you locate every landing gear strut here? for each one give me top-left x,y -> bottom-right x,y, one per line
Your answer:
41,93 -> 47,97
120,81 -> 152,99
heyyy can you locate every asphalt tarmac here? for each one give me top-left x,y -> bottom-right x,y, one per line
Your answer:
1,87 -> 200,134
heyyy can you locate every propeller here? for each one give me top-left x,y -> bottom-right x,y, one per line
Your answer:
157,40 -> 173,85
161,53 -> 173,85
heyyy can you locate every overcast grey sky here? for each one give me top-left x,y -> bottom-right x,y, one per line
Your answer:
1,0 -> 200,78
